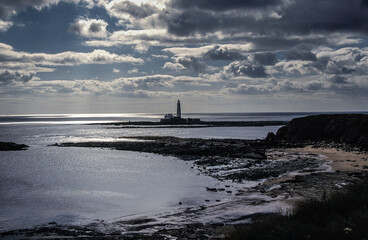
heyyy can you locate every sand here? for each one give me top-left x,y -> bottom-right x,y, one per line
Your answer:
285,146 -> 368,172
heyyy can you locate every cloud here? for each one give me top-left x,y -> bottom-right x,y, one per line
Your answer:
165,0 -> 368,37
203,45 -> 244,61
285,46 -> 317,61
0,43 -> 144,67
162,62 -> 186,71
0,42 -> 144,86
69,18 -> 108,38
151,54 -> 169,59
105,0 -> 158,19
228,83 -> 276,95
170,0 -> 281,11
114,75 -> 174,91
316,47 -> 368,75
223,61 -> 268,78
164,56 -> 208,72
0,0 -> 93,18
0,20 -> 13,32
329,75 -> 349,84
250,52 -> 278,66
0,70 -> 37,85
0,0 -> 58,18
273,60 -> 321,76
128,68 -> 139,74
163,44 -> 254,57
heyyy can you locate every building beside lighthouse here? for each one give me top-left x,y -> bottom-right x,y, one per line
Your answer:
160,100 -> 201,124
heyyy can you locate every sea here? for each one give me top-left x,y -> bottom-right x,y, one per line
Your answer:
0,111 -> 366,232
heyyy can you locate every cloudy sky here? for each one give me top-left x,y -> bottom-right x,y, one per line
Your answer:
0,0 -> 368,114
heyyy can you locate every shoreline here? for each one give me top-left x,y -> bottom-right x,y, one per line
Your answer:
3,142 -> 367,239
34,137 -> 366,239
2,140 -> 368,239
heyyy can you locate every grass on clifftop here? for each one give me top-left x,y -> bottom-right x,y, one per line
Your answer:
227,180 -> 368,240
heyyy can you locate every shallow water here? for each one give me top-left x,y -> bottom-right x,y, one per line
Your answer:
0,145 -> 231,231
0,121 -> 282,232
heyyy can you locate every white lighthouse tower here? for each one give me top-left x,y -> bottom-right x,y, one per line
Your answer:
177,100 -> 181,118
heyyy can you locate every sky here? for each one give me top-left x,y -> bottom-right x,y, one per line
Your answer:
0,0 -> 368,114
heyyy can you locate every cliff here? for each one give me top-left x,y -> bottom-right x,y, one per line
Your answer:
274,114 -> 368,149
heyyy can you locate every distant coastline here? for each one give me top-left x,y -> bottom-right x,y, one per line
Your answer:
92,120 -> 289,128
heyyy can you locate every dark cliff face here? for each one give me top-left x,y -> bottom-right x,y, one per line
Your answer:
275,114 -> 368,149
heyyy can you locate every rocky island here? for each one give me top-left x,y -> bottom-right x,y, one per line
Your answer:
2,114 -> 368,239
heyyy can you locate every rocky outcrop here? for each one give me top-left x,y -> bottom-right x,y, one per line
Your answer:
0,142 -> 28,151
275,114 -> 368,149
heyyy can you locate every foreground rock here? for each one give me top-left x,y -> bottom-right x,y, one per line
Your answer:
0,142 -> 28,151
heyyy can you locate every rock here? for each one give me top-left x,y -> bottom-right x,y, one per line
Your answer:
186,223 -> 204,228
0,142 -> 28,151
210,222 -> 225,227
206,187 -> 217,192
265,132 -> 277,143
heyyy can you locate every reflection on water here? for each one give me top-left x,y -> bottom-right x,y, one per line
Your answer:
0,147 -> 227,231
0,121 -> 278,232
1,111 -> 365,125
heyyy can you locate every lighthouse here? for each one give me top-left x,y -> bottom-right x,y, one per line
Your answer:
177,100 -> 181,118
160,100 -> 200,123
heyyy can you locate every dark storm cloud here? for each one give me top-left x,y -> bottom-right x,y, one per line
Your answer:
166,9 -> 221,36
166,0 -> 368,38
279,0 -> 368,34
252,52 -> 278,66
203,46 -> 244,61
170,0 -> 280,11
